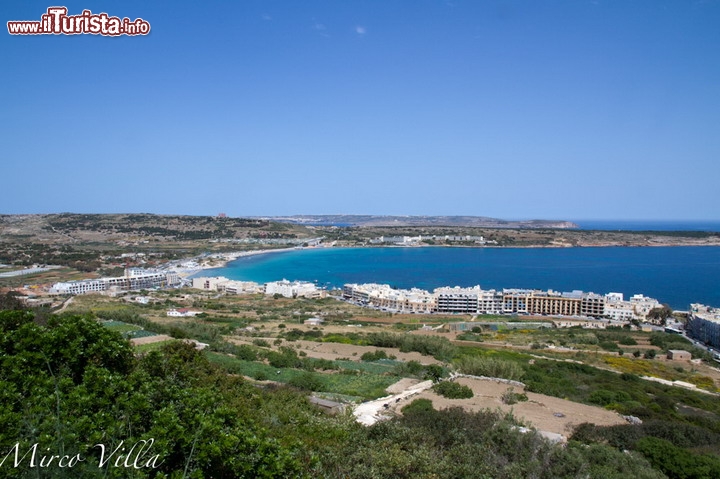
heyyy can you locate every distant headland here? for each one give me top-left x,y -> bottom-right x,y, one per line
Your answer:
253,215 -> 579,229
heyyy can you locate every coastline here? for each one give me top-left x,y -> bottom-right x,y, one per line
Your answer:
174,240 -> 720,278
179,244 -> 720,309
176,246 -> 312,278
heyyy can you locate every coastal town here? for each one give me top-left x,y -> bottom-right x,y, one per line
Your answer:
1,213 -> 719,476
5,0 -> 720,474
18,257 -> 716,354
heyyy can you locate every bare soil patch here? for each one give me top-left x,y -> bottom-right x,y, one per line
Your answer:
394,376 -> 626,437
227,337 -> 441,364
130,334 -> 173,346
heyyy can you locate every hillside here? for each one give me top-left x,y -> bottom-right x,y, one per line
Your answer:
258,214 -> 579,228
1,294 -> 696,478
0,213 -> 314,243
0,213 -> 315,275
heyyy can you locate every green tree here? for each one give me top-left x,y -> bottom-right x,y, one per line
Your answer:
646,305 -> 673,325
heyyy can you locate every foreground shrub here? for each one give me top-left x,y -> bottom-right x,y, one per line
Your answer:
433,381 -> 473,399
635,436 -> 720,479
401,398 -> 434,415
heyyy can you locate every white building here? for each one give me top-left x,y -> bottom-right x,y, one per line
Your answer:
343,283 -> 435,312
193,276 -> 230,291
434,286 -> 482,313
478,289 -> 504,314
604,293 -> 635,321
265,279 -> 322,298
192,276 -> 262,294
167,308 -> 201,317
602,292 -> 660,321
51,269 -> 180,295
686,304 -> 720,349
629,294 -> 663,320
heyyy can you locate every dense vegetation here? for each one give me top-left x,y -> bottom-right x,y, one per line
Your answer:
0,299 -> 685,478
0,310 -> 306,478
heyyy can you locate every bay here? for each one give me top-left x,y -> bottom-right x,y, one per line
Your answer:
574,220 -> 720,232
201,246 -> 720,310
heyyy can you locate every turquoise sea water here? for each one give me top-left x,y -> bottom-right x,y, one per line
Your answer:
200,246 -> 720,310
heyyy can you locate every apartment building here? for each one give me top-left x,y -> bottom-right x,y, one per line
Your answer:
527,290 -> 582,316
581,293 -> 606,317
265,279 -> 322,298
51,269 -> 180,295
192,276 -> 262,294
630,294 -> 663,320
343,283 -> 435,312
686,304 -> 720,349
343,282 -> 662,321
434,286 -> 482,313
478,289 -> 504,314
502,289 -> 533,314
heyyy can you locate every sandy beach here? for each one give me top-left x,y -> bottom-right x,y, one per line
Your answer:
174,246 -> 305,278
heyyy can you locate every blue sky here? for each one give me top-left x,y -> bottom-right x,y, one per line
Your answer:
2,0 -> 719,220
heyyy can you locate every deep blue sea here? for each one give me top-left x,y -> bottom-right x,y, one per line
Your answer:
201,246 -> 720,310
575,220 -> 720,231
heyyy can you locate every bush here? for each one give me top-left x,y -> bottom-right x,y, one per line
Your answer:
424,364 -> 446,382
391,360 -> 424,377
361,349 -> 388,361
401,398 -> 434,415
288,372 -> 324,391
635,436 -> 720,479
432,381 -> 473,399
501,387 -> 528,405
600,341 -> 619,351
573,333 -> 599,345
589,389 -> 631,407
233,344 -> 258,361
455,356 -> 524,381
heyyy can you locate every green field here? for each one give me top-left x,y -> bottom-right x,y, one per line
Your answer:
205,352 -> 399,400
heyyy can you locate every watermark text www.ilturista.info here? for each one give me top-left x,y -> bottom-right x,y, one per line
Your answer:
8,7 -> 150,36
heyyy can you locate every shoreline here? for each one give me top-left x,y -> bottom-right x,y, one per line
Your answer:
176,242 -> 720,277
174,241 -> 720,279
176,246 -> 316,278
174,244 -> 720,309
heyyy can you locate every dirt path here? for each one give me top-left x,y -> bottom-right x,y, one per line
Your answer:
54,296 -> 74,314
354,379 -> 434,425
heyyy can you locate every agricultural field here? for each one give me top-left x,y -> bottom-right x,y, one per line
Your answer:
8,288 -> 720,475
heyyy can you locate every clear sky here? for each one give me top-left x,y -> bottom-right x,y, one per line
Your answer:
2,0 -> 719,221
